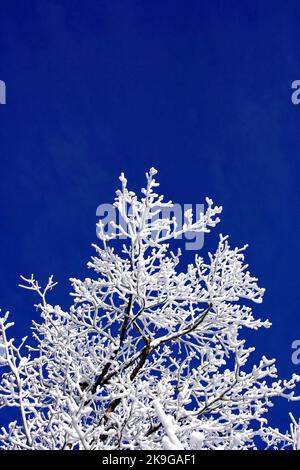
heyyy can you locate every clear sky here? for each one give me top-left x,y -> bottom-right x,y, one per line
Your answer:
0,0 -> 300,432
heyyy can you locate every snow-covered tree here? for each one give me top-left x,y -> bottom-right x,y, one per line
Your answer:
0,168 -> 299,450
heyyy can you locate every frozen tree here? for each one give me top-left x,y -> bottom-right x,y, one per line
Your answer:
0,168 -> 299,450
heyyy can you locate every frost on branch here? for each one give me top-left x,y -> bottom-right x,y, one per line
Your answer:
0,168 -> 299,450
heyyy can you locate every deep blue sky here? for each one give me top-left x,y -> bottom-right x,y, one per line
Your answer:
0,0 -> 300,433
